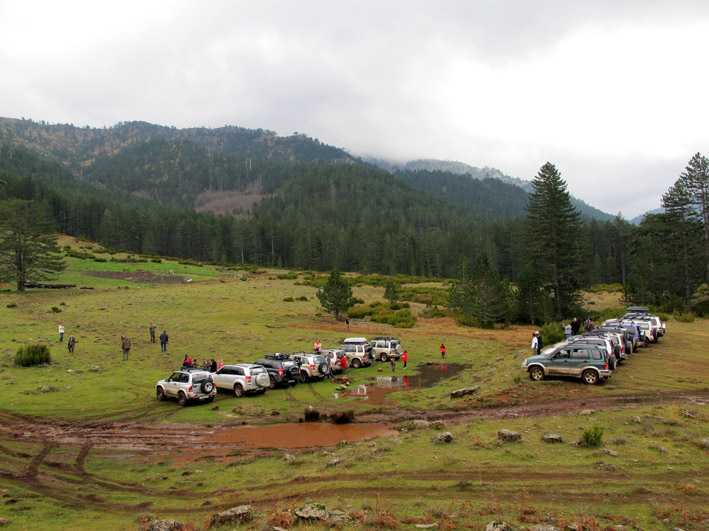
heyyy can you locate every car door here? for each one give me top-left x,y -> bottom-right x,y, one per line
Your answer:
213,366 -> 232,390
547,349 -> 571,376
164,372 -> 181,397
567,348 -> 590,377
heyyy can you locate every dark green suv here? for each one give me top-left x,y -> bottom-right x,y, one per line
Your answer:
522,344 -> 611,385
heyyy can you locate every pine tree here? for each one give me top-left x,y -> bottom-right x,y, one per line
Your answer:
0,199 -> 66,291
316,269 -> 356,319
525,162 -> 584,318
678,152 -> 709,281
383,279 -> 399,303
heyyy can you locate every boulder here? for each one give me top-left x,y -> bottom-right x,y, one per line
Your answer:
431,420 -> 446,430
295,503 -> 330,521
542,434 -> 563,444
530,526 -> 559,531
603,449 -> 619,457
450,386 -> 480,398
209,505 -> 252,528
485,521 -> 516,531
147,520 -> 183,531
432,432 -> 455,443
327,458 -> 341,467
497,429 -> 521,442
699,439 -> 709,450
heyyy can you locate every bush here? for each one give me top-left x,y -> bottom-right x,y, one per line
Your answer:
296,296 -> 308,301
6,303 -> 17,308
51,306 -> 61,313
15,344 -> 51,367
282,297 -> 294,302
539,322 -> 564,347
674,311 -> 695,323
581,426 -> 604,447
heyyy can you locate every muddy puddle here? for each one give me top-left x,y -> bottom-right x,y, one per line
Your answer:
342,362 -> 464,405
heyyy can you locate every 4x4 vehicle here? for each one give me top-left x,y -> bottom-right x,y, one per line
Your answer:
213,363 -> 270,397
621,319 -> 653,346
625,314 -> 664,340
566,336 -> 617,369
339,339 -> 374,368
156,368 -> 216,406
291,352 -> 329,381
522,344 -> 612,385
253,354 -> 301,388
321,348 -> 343,373
369,337 -> 403,361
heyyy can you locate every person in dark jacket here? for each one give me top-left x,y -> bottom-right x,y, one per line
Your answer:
121,333 -> 131,361
570,317 -> 581,335
159,331 -> 168,352
210,359 -> 217,372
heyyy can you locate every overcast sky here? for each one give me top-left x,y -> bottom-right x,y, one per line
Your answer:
2,0 -> 709,219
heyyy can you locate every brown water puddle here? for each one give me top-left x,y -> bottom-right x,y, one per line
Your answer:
343,362 -> 464,404
206,422 -> 397,449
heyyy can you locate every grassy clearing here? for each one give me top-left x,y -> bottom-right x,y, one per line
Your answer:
0,248 -> 707,529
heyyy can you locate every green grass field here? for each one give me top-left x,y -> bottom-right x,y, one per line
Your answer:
0,242 -> 707,530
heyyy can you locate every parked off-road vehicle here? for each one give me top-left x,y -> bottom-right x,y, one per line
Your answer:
291,352 -> 329,381
522,344 -> 611,385
156,368 -> 216,406
339,339 -> 374,368
213,363 -> 270,397
321,348 -> 343,373
369,337 -> 403,362
253,354 -> 301,388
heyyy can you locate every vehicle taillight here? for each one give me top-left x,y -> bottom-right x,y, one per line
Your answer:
309,364 -> 315,370
604,362 -> 608,370
278,369 -> 283,376
246,376 -> 251,384
189,386 -> 193,392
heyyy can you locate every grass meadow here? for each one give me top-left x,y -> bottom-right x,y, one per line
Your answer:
0,238 -> 707,529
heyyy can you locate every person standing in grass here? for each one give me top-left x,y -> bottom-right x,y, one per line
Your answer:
340,354 -> 348,377
159,330 -> 168,352
67,335 -> 75,354
149,323 -> 156,343
390,357 -> 396,372
58,323 -> 64,343
121,333 -> 131,361
440,343 -> 446,359
401,350 -> 408,369
531,332 -> 539,355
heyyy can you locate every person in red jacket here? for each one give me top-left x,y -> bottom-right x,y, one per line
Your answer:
401,350 -> 408,369
440,344 -> 446,359
340,354 -> 348,377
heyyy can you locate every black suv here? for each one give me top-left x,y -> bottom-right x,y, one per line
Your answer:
253,354 -> 301,388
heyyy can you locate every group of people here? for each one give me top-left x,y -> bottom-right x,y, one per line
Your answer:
530,331 -> 543,355
58,323 -> 76,354
562,316 -> 596,340
389,350 -> 409,372
182,355 -> 223,372
149,324 -> 169,352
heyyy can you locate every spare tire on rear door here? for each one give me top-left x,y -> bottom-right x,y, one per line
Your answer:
255,372 -> 270,388
318,363 -> 328,375
201,380 -> 214,394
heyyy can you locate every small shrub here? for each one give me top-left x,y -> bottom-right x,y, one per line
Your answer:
51,306 -> 62,313
303,408 -> 321,422
296,295 -> 308,301
581,426 -> 604,447
6,303 -> 17,308
150,258 -> 162,263
282,297 -> 294,302
674,311 -> 695,323
15,344 -> 51,367
540,321 -> 564,347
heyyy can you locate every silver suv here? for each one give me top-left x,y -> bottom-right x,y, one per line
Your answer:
291,353 -> 329,381
213,363 -> 270,397
369,337 -> 403,361
156,368 -> 216,406
339,340 -> 374,368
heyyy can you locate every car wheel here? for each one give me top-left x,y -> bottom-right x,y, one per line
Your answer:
156,387 -> 165,401
582,370 -> 599,385
201,380 -> 214,394
380,353 -> 388,362
300,370 -> 309,382
529,366 -> 544,381
234,384 -> 244,398
177,392 -> 188,406
625,341 -> 632,355
269,374 -> 277,389
352,358 -> 362,369
643,338 -> 649,348
608,355 -> 616,371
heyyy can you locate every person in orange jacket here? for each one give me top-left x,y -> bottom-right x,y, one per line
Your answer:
401,350 -> 408,369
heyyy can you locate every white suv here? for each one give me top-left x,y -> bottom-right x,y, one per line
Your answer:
369,337 -> 403,361
213,363 -> 270,397
156,368 -> 216,406
291,353 -> 329,381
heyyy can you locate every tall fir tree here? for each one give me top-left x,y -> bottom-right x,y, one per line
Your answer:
0,199 -> 66,291
316,269 -> 356,319
678,152 -> 709,281
525,162 -> 584,318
